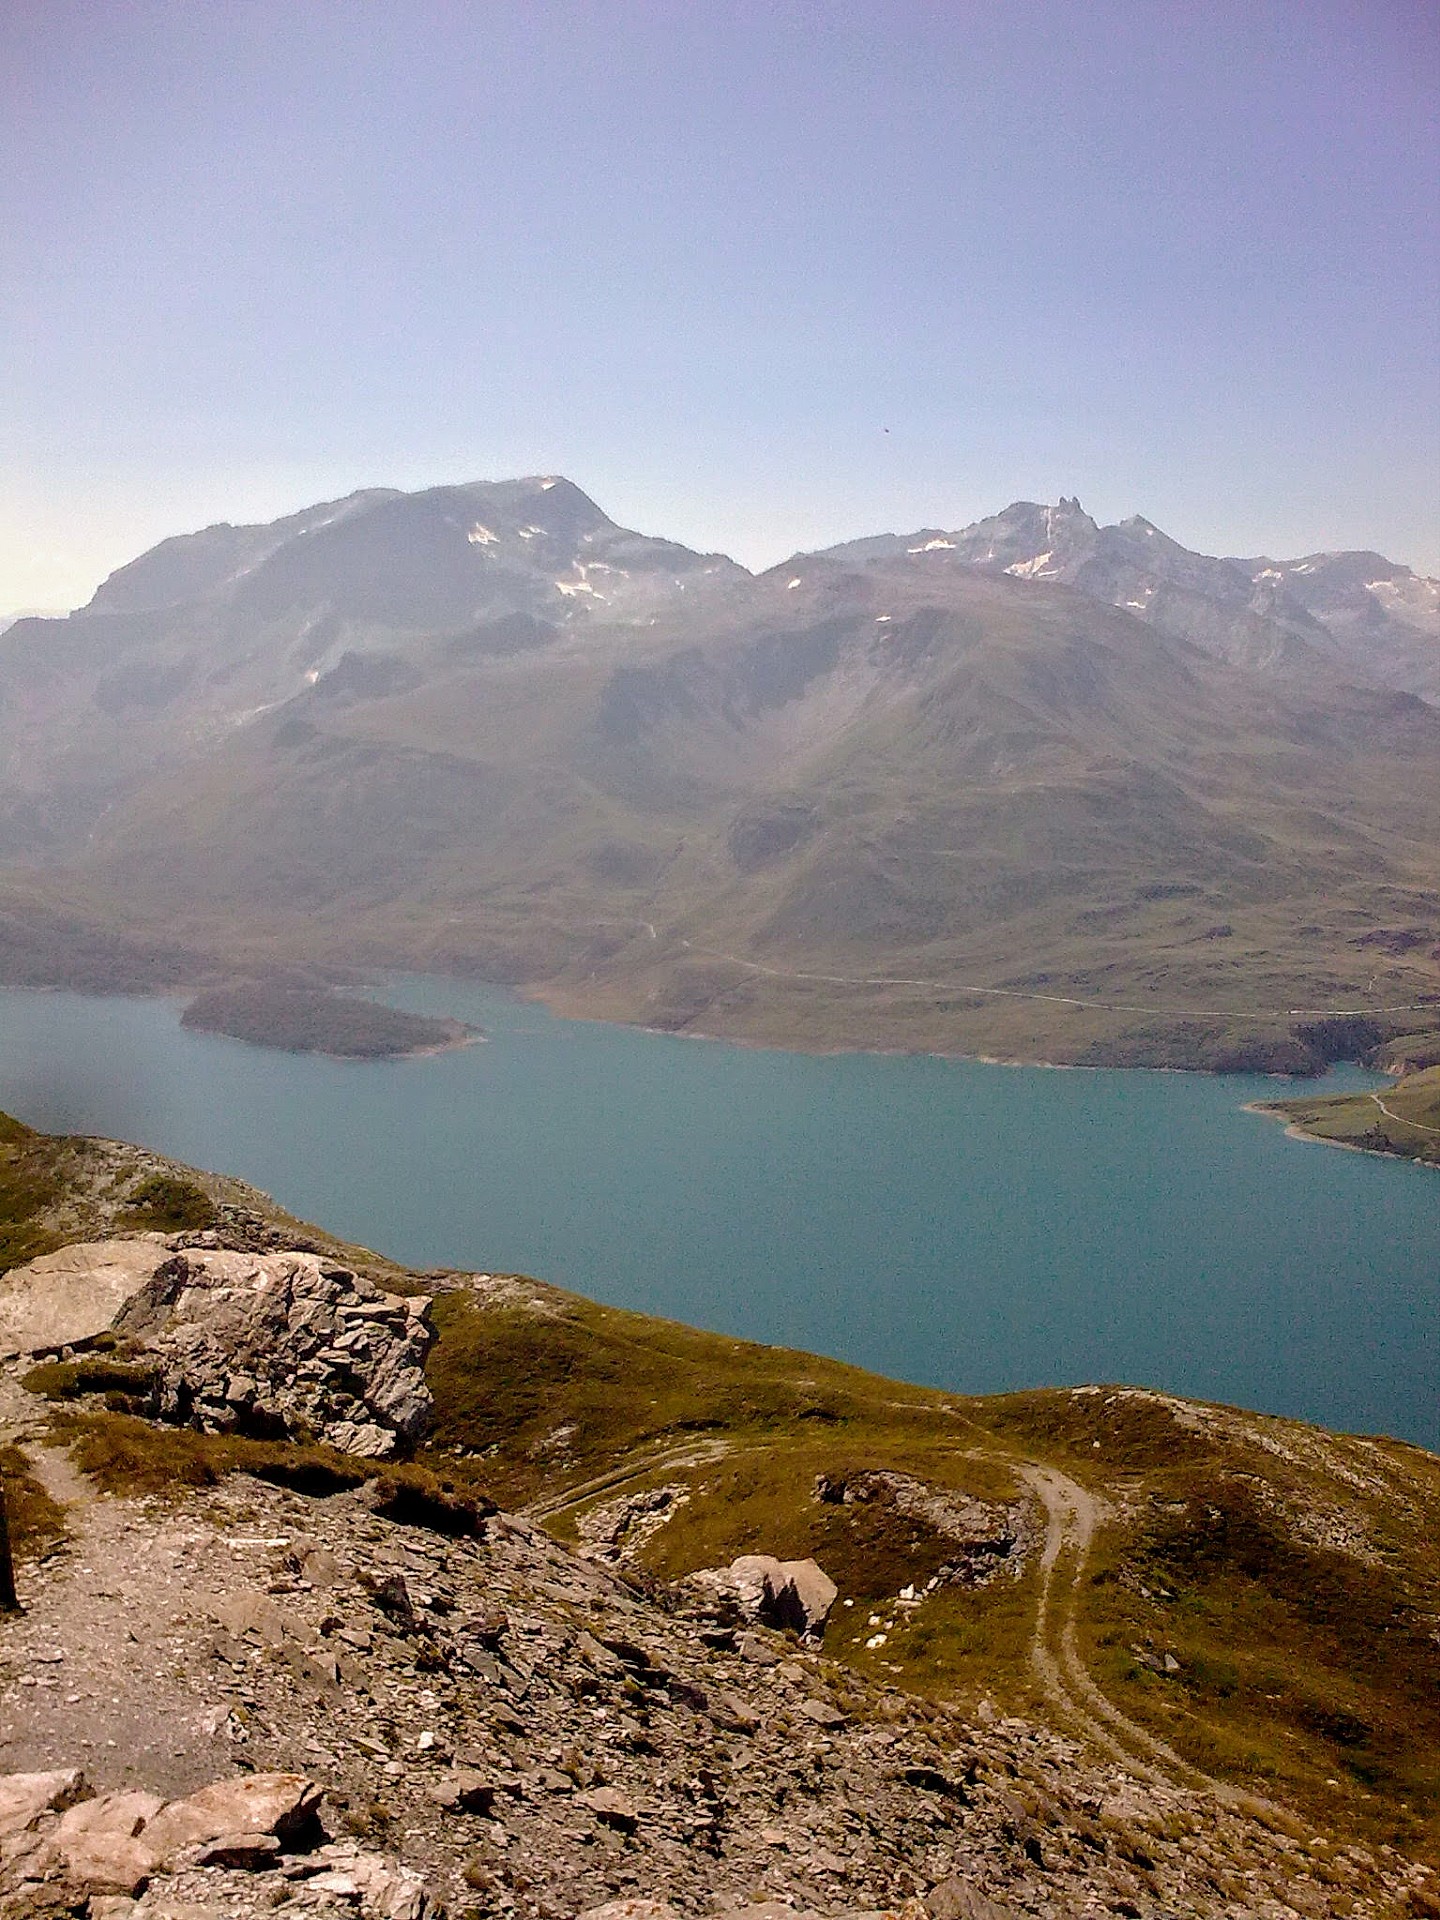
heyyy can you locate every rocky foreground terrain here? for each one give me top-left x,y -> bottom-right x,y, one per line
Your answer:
1,1364 -> 1434,1920
1,1120 -> 1438,1918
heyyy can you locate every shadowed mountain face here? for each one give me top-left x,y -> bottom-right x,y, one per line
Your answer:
1,481 -> 1438,1064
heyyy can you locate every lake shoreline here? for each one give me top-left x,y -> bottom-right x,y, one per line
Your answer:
1244,1101 -> 1394,1161
1,977 -> 1433,1450
528,989 -> 1334,1082
517,967 -> 1433,1081
0,971 -> 1388,1087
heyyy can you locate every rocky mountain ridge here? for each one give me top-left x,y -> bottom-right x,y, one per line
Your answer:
812,499 -> 1439,698
3,481 -> 1435,869
0,479 -> 744,859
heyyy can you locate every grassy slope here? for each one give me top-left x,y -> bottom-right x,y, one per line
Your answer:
4,1111 -> 1438,1858
0,1110 -> 407,1276
423,1279 -> 1440,1859
1259,1063 -> 1440,1167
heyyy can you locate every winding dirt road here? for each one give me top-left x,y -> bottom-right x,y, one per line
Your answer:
521,1436 -> 733,1523
1019,1461 -> 1278,1814
531,1427 -> 1292,1817
1371,1091 -> 1440,1138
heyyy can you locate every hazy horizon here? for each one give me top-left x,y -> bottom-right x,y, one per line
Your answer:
3,0 -> 1437,608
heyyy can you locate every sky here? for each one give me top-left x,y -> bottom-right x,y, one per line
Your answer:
2,0 -> 1437,610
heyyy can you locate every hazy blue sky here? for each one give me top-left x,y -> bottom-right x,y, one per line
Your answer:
3,0 -> 1437,607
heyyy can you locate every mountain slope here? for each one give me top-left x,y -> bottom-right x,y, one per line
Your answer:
0,478 -> 745,858
3,481 -> 1439,1066
1231,549 -> 1440,702
65,545 -> 1440,1067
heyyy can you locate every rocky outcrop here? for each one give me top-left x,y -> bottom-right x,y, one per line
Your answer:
1,1450 -> 1432,1919
110,1248 -> 434,1455
813,1472 -> 1033,1588
0,1768 -> 358,1911
2,1237 -> 435,1455
0,1772 -> 88,1837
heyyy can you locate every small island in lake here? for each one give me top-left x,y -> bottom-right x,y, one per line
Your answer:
180,982 -> 475,1058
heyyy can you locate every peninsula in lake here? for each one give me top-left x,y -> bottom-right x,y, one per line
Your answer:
1257,1057 -> 1440,1167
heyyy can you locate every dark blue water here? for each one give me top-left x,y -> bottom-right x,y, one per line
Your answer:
1,979 -> 1434,1448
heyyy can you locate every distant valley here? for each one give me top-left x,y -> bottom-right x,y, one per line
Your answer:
1,479 -> 1437,1071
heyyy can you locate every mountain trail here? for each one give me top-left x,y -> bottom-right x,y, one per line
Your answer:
1017,1461 -> 1284,1820
521,1434 -> 733,1522
1372,1090 -> 1440,1137
0,1367 -> 95,1510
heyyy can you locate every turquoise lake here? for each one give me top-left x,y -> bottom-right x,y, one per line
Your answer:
0,978 -> 1435,1449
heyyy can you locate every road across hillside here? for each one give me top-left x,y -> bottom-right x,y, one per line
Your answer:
679,939 -> 1439,1024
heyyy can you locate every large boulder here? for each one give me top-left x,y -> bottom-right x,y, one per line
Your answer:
0,1770 -> 326,1907
139,1771 -> 323,1866
38,1789 -> 164,1895
707,1554 -> 839,1638
0,1242 -> 168,1359
2,1235 -> 435,1454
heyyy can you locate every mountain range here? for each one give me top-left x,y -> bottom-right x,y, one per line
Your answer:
1,479 -> 1437,1068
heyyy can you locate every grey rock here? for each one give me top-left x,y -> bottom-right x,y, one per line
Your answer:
424,1769 -> 496,1814
722,1554 -> 839,1637
140,1772 -> 323,1866
925,1879 -> 1019,1919
190,1831 -> 282,1869
308,1847 -> 432,1920
578,1785 -> 639,1832
109,1249 -> 434,1453
581,1903 -> 682,1920
708,1690 -> 761,1734
34,1789 -> 163,1895
716,1907 -> 828,1920
0,1242 -> 168,1359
